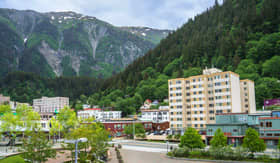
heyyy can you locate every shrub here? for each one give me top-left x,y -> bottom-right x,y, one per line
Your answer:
257,154 -> 271,162
189,150 -> 201,157
167,151 -> 174,157
209,146 -> 234,160
173,147 -> 190,157
233,146 -> 250,160
174,134 -> 181,140
200,150 -> 210,157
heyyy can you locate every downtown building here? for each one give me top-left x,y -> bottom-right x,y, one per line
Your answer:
33,96 -> 69,120
168,68 -> 256,134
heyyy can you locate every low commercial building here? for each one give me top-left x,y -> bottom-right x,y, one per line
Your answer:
0,94 -> 10,105
102,118 -> 153,137
140,107 -> 169,122
259,111 -> 280,148
206,112 -> 270,146
77,108 -> 122,121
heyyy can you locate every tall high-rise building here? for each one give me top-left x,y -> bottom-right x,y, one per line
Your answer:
168,68 -> 256,134
240,80 -> 256,113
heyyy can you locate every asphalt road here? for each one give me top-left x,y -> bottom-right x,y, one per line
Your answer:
110,139 -> 178,153
120,149 -> 213,163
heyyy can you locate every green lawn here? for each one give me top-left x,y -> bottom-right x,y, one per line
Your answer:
0,155 -> 25,163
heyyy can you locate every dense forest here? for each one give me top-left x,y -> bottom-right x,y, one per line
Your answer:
0,72 -> 102,106
1,0 -> 280,116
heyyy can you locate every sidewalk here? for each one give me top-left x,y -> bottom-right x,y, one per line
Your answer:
108,147 -> 118,163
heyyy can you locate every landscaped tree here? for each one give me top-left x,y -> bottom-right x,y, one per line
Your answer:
124,123 -> 145,139
210,128 -> 227,148
242,128 -> 266,157
179,127 -> 205,150
66,122 -> 110,162
56,106 -> 78,134
21,126 -> 56,163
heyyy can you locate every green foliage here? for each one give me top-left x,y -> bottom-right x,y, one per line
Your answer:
242,128 -> 266,155
172,147 -> 190,157
65,122 -> 110,162
21,127 -> 56,163
210,128 -> 227,148
262,56 -> 280,79
209,145 -> 234,160
179,127 -> 205,150
56,106 -> 78,134
101,0 -> 280,111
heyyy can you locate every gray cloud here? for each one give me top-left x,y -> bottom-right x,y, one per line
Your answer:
0,0 -> 218,29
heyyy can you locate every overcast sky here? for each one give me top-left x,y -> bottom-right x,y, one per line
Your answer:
0,0 -> 221,29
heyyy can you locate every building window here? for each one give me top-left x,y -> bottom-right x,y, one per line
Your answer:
225,74 -> 229,78
267,122 -> 272,127
233,129 -> 238,132
200,117 -> 203,121
244,82 -> 247,85
186,99 -> 191,102
186,93 -> 190,96
200,111 -> 203,114
245,104 -> 248,108
208,129 -> 213,132
209,110 -> 214,114
187,118 -> 191,121
260,122 -> 263,127
187,111 -> 191,115
186,81 -> 190,84
245,98 -> 248,102
193,85 -> 196,88
194,111 -> 197,114
186,87 -> 190,90
193,79 -> 196,82
266,133 -> 273,136
194,118 -> 197,121
199,104 -> 203,108
274,133 -> 280,136
210,117 -> 215,120
194,92 -> 197,95
200,124 -> 203,127
209,104 -> 214,107
176,80 -> 181,84
195,124 -> 198,127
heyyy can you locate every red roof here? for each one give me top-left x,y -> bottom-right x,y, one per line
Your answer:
84,108 -> 101,111
145,99 -> 152,103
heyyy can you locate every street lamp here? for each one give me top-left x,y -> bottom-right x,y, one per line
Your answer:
65,138 -> 88,163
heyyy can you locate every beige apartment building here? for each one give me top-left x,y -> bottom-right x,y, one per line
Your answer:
33,97 -> 69,119
0,94 -> 10,105
168,68 -> 256,134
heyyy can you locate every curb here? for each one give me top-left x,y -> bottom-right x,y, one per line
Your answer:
166,155 -> 259,163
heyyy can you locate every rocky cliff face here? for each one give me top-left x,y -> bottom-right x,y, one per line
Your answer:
0,9 -> 169,78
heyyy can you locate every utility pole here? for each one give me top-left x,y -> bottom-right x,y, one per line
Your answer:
133,118 -> 135,140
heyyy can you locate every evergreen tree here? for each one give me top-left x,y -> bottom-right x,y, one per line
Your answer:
242,128 -> 266,157
210,128 -> 227,148
179,127 -> 205,150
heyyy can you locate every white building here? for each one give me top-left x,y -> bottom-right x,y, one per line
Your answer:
77,108 -> 122,121
33,97 -> 69,113
140,107 -> 169,122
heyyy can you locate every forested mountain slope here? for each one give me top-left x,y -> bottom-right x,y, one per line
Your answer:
0,9 -> 169,78
1,0 -> 280,116
96,0 -> 280,115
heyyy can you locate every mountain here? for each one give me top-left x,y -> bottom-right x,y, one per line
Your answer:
120,27 -> 171,45
96,0 -> 280,115
0,9 -> 169,78
1,0 -> 280,114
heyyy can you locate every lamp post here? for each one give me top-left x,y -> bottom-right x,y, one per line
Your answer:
65,138 -> 88,163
